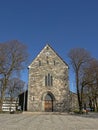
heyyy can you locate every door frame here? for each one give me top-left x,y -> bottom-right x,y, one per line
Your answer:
41,91 -> 55,112
44,95 -> 53,112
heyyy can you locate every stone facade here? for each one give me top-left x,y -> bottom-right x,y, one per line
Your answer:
69,91 -> 78,111
27,44 -> 70,112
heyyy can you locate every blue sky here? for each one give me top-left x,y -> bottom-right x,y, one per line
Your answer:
0,0 -> 98,91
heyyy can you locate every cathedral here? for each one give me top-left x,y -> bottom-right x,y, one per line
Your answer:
27,44 -> 72,112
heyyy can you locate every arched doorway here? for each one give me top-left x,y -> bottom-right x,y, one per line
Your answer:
44,94 -> 53,112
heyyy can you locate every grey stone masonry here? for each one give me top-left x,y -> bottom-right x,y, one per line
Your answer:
27,44 -> 70,112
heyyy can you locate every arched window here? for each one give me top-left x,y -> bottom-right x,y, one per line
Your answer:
39,61 -> 41,66
54,60 -> 56,65
45,73 -> 53,86
47,60 -> 49,64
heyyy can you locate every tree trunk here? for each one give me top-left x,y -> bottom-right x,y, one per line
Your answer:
95,97 -> 98,112
0,90 -> 5,111
0,75 -> 8,111
80,85 -> 84,110
76,71 -> 82,113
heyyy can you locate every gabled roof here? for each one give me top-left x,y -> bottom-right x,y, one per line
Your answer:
46,44 -> 68,67
29,44 -> 69,68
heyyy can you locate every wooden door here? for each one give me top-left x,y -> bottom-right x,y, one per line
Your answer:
45,100 -> 53,112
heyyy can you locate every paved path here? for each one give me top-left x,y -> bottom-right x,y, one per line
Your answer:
0,112 -> 98,130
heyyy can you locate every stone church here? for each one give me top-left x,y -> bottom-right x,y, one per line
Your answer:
27,44 -> 72,112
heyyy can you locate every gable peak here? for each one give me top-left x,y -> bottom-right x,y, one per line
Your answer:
44,44 -> 52,49
44,44 -> 57,52
29,43 -> 69,68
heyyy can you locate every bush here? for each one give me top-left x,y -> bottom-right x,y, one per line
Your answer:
73,109 -> 80,114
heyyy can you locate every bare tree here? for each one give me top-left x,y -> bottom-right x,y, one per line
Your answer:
6,78 -> 25,111
7,78 -> 25,98
0,40 -> 28,110
68,48 -> 91,112
83,59 -> 98,111
79,60 -> 95,110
